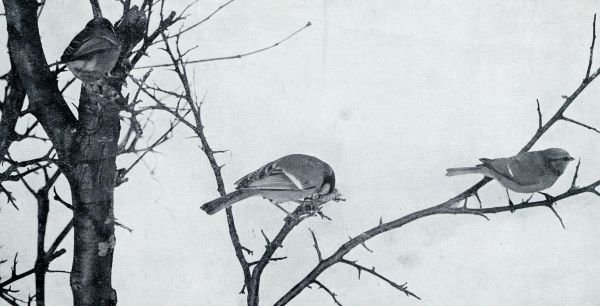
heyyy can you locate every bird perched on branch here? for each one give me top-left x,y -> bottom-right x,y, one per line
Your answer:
446,148 -> 574,208
201,154 -> 336,217
60,18 -> 122,83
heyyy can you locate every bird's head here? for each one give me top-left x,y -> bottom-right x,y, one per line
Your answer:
318,169 -> 336,196
542,148 -> 574,175
86,18 -> 115,31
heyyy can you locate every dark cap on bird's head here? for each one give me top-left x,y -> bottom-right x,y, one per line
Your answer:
86,17 -> 115,29
320,168 -> 336,195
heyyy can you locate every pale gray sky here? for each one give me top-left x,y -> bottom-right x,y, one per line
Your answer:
2,0 -> 600,305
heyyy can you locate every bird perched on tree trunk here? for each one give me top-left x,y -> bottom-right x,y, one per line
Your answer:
201,154 -> 336,217
60,18 -> 122,83
446,148 -> 574,210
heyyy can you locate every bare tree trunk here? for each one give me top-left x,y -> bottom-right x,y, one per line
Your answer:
66,88 -> 120,306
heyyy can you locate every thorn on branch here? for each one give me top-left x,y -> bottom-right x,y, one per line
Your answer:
471,211 -> 490,221
474,191 -> 482,208
260,229 -> 271,247
241,246 -> 254,256
340,259 -> 421,300
538,192 -> 565,229
309,228 -> 323,262
569,159 -> 581,191
586,14 -> 597,81
0,184 -> 18,210
11,253 -> 17,277
536,99 -> 543,130
548,205 -> 566,229
360,241 -> 373,253
311,280 -> 343,306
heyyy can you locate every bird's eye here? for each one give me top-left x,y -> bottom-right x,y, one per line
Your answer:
563,157 -> 570,161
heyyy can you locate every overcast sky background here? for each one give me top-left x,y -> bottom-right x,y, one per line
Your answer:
2,0 -> 600,305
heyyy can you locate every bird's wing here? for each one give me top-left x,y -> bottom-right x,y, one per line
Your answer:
61,28 -> 119,62
480,154 -> 543,186
504,152 -> 548,184
235,161 -> 314,191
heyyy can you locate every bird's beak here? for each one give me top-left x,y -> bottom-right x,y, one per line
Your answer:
568,156 -> 575,161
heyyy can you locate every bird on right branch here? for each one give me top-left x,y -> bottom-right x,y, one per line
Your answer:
446,148 -> 575,210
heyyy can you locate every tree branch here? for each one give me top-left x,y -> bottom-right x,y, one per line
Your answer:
151,0 -> 235,46
311,280 -> 342,306
0,68 -> 26,157
275,14 -> 600,305
586,13 -> 597,80
89,0 -> 102,18
339,259 -> 420,300
3,0 -> 76,159
560,116 -> 600,134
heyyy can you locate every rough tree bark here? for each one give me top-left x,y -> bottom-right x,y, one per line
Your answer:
2,1 -> 146,304
0,66 -> 25,157
66,86 -> 120,305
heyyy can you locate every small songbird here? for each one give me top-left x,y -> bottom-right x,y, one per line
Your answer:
61,18 -> 122,83
201,154 -> 336,216
446,148 -> 574,194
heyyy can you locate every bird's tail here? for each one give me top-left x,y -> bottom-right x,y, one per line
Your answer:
445,167 -> 482,177
200,189 -> 260,215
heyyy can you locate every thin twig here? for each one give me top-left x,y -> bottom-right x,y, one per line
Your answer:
561,116 -> 600,134
152,0 -> 235,46
570,159 -> 581,191
340,259 -> 420,300
135,21 -> 312,69
309,229 -> 322,262
536,99 -> 542,130
311,280 -> 343,306
586,13 -> 597,80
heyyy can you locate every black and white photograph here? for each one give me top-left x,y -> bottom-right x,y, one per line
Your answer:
0,1 -> 599,305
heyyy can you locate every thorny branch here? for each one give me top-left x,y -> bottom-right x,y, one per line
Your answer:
272,14 -> 600,305
0,219 -> 72,303
130,9 -> 344,304
310,280 -> 342,306
340,259 -> 420,300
